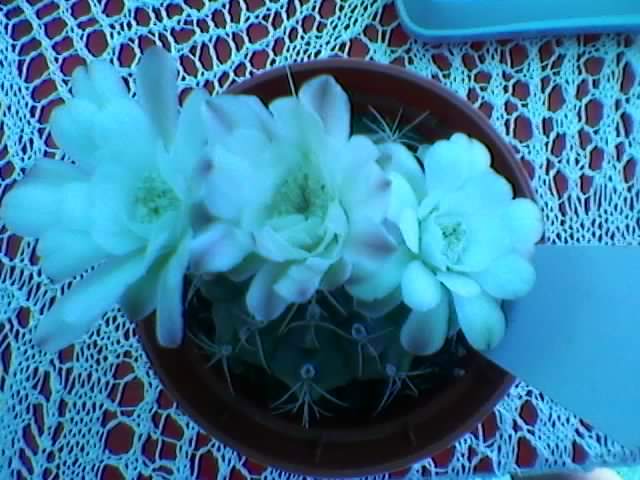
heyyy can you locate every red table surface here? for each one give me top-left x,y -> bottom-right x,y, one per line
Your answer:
2,0 -> 626,478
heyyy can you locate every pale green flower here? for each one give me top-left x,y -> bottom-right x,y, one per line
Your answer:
193,75 -> 395,321
0,47 -> 208,351
348,134 -> 543,354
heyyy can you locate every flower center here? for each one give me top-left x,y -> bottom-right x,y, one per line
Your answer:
438,219 -> 466,265
270,157 -> 329,220
133,172 -> 180,224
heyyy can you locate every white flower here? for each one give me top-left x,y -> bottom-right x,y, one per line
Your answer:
348,134 -> 543,354
0,47 -> 208,351
193,75 -> 394,322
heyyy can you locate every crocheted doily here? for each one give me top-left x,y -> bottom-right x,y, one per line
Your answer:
1,1 -> 639,478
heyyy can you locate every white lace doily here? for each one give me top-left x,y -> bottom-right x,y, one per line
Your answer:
1,0 -> 640,478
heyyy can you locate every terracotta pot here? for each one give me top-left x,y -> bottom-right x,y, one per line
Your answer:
138,59 -> 533,477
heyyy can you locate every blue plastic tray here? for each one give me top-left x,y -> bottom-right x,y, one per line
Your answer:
396,0 -> 640,42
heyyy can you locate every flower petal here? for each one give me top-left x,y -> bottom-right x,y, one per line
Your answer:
401,259 -> 442,311
226,253 -> 264,282
299,75 -> 350,142
310,225 -> 342,263
189,201 -> 214,234
453,291 -> 505,350
33,253 -> 146,352
397,208 -> 420,254
246,263 -> 289,322
1,180 -> 62,238
49,100 -> 100,171
205,95 -> 275,140
268,96 -> 324,147
70,65 -> 95,102
60,181 -> 93,231
70,61 -> 127,106
417,194 -> 440,221
419,215 -> 448,271
456,214 -> 511,272
267,214 -> 306,232
155,234 -> 191,347
439,170 -> 514,216
447,295 -> 460,336
324,201 -> 349,237
339,136 -> 390,222
202,148 -> 252,221
274,258 -> 331,303
388,171 -> 418,220
37,229 -> 109,282
190,222 -> 253,273
95,99 -> 158,172
140,218 -> 179,272
472,254 -> 536,300
346,248 -> 412,302
203,138 -> 277,224
436,271 -> 481,297
277,216 -> 322,251
254,226 -> 308,262
420,133 -> 491,195
382,217 -> 403,245
87,60 -> 128,105
354,287 -> 403,318
162,88 -> 208,198
120,259 -> 165,322
387,172 -> 419,254
321,257 -> 352,291
1,158 -> 92,237
504,198 -> 544,254
344,220 -> 397,271
29,157 -> 88,183
378,142 -> 425,197
89,166 -> 146,255
135,46 -> 178,148
400,290 -> 449,355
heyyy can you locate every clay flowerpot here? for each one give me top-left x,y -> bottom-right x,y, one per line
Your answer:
137,59 -> 533,477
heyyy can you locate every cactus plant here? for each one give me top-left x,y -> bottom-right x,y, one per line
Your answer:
185,107 -> 472,427
186,274 -> 470,427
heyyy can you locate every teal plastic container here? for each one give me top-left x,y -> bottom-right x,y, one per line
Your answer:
396,0 -> 640,42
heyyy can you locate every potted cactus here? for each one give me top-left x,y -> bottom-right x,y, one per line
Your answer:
0,47 -> 542,475
176,54 -> 541,431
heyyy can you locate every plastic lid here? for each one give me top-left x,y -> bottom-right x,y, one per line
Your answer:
396,0 -> 640,42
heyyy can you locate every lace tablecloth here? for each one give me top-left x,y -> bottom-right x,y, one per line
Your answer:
1,0 -> 640,478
